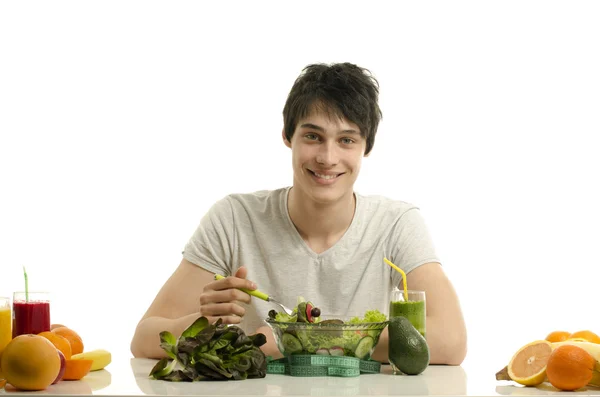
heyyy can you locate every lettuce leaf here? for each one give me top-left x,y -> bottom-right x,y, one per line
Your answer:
348,309 -> 387,324
149,317 -> 267,381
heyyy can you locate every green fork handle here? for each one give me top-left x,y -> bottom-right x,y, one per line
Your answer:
214,274 -> 270,301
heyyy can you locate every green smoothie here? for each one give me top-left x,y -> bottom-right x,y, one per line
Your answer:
389,300 -> 426,338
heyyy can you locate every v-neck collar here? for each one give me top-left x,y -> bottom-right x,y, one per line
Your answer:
280,186 -> 361,259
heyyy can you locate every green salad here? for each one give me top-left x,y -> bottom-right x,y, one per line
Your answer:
266,297 -> 388,360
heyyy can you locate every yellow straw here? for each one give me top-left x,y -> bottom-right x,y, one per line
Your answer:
384,258 -> 408,301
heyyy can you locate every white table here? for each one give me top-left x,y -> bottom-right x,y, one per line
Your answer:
2,357 -> 600,396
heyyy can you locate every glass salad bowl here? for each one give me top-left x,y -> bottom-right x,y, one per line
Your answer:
265,315 -> 389,360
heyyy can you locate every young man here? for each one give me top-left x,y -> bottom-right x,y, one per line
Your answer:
130,63 -> 467,365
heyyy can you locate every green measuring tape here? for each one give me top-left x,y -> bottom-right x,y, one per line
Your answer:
266,355 -> 381,377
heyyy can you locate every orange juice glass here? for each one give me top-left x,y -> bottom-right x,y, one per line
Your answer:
0,297 -> 11,356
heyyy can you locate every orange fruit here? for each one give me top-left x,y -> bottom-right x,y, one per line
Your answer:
546,344 -> 595,391
51,323 -> 67,330
545,331 -> 570,343
63,359 -> 93,380
507,340 -> 553,386
52,327 -> 84,355
0,334 -> 61,391
38,331 -> 72,359
569,330 -> 600,344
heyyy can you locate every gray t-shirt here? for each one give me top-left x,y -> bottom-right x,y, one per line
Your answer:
182,187 -> 440,334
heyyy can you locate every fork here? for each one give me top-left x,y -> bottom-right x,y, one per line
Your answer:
214,274 -> 294,315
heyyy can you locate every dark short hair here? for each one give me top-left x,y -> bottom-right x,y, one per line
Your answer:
282,62 -> 382,155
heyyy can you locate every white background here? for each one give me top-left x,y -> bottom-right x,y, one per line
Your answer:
1,1 -> 599,372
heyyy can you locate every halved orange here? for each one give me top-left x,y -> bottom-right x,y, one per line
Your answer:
63,359 -> 93,381
507,340 -> 553,386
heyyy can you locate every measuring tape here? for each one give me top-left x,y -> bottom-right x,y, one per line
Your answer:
266,355 -> 381,377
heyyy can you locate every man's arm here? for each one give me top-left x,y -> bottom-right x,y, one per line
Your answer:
371,262 -> 467,365
130,259 -> 256,358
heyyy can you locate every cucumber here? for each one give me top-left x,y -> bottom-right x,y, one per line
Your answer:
354,336 -> 374,360
282,333 -> 303,354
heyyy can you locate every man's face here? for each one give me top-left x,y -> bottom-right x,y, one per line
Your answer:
283,108 -> 368,205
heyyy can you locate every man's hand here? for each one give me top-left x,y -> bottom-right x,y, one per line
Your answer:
199,266 -> 257,324
131,261 -> 260,359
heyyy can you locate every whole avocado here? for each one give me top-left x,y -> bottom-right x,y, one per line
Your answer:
388,316 -> 430,375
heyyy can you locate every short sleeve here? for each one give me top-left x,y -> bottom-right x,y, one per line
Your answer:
182,196 -> 235,277
387,208 -> 441,288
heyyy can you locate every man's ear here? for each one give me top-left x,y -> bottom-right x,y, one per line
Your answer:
282,129 -> 292,148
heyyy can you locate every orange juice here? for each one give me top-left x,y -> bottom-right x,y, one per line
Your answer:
0,298 -> 11,357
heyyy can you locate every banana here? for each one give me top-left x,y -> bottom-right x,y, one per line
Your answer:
551,341 -> 600,387
552,340 -> 600,361
71,349 -> 112,371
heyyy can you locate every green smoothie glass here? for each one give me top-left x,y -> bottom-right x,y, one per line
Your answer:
389,288 -> 426,338
389,288 -> 427,375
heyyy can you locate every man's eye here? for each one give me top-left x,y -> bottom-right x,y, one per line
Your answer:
305,134 -> 319,140
341,137 -> 354,144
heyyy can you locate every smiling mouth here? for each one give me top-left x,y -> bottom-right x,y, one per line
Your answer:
308,170 -> 343,180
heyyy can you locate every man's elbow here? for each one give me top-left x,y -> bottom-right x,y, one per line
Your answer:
439,335 -> 467,365
130,337 -> 145,358
428,324 -> 467,366
446,342 -> 467,365
130,323 -> 150,359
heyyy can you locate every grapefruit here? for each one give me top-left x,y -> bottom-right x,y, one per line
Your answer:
507,340 -> 553,386
0,334 -> 61,391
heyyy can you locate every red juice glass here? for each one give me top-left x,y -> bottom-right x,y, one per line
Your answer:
12,291 -> 51,337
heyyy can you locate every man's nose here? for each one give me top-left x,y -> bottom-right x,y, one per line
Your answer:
316,141 -> 339,166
